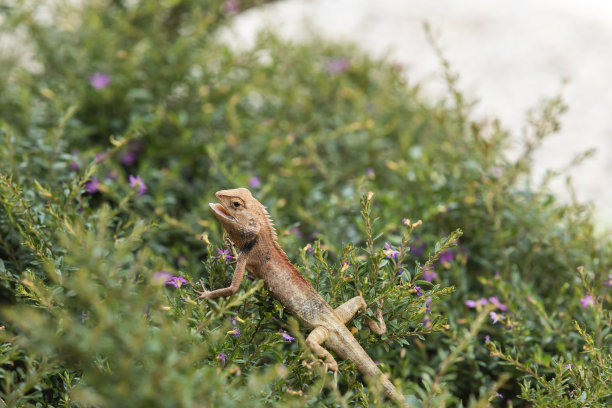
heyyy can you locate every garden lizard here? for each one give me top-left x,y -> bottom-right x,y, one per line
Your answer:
197,188 -> 406,405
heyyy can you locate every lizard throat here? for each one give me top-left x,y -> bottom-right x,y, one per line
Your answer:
239,236 -> 258,253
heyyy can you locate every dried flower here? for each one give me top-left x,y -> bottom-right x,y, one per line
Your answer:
90,72 -> 110,89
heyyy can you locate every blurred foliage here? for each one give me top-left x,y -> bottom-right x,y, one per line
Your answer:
0,0 -> 611,407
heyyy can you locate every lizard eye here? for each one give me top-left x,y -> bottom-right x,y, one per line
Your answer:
232,201 -> 241,208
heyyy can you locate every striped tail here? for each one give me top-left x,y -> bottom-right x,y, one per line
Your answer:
328,326 -> 408,406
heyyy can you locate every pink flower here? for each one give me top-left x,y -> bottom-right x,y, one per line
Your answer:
249,176 -> 261,188
488,296 -> 507,311
90,72 -> 110,89
153,270 -> 173,284
326,58 -> 350,74
580,295 -> 595,308
465,298 -> 488,308
223,0 -> 240,15
129,174 -> 147,196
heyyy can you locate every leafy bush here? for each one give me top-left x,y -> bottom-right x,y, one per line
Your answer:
1,1 -> 610,407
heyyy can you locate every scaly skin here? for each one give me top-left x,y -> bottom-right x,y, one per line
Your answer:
199,188 -> 407,406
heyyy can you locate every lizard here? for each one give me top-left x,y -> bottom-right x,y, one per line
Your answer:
197,187 -> 407,406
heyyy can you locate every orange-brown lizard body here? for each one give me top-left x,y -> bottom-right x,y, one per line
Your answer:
199,188 -> 406,405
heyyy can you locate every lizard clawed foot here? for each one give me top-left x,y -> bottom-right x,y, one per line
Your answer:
309,356 -> 338,374
194,280 -> 211,300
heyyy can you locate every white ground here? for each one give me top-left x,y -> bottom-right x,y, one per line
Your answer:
221,0 -> 612,233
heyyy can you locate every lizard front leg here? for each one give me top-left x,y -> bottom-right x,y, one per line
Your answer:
335,296 -> 387,335
305,326 -> 338,373
196,254 -> 247,300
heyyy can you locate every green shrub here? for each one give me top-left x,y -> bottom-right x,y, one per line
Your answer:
1,1 -> 610,407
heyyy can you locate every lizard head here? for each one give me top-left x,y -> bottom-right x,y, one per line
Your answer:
210,188 -> 273,247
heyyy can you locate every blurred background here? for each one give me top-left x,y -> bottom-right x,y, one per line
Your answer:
221,0 -> 612,232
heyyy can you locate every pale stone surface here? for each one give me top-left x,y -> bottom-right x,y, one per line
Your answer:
220,0 -> 612,232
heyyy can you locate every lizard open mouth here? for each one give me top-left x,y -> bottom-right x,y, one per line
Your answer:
209,202 -> 236,222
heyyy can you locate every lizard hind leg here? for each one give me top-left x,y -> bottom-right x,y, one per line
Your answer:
335,296 -> 387,335
305,326 -> 339,373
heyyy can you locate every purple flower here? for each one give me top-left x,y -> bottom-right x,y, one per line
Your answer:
90,72 -> 110,89
218,353 -> 227,362
85,177 -> 100,194
422,317 -> 432,329
289,226 -> 303,238
366,168 -> 375,178
374,361 -> 380,365
223,0 -> 240,15
485,335 -> 490,344
564,363 -> 574,370
249,176 -> 261,188
326,58 -> 350,75
216,248 -> 234,263
128,174 -> 147,196
465,298 -> 488,308
230,316 -> 237,326
579,295 -> 595,308
425,297 -> 432,313
307,246 -> 314,254
153,270 -> 173,285
489,311 -> 505,324
233,329 -> 241,338
488,297 -> 508,311
414,286 -> 423,296
81,313 -> 88,320
411,241 -> 425,257
95,152 -> 107,163
68,158 -> 81,171
281,331 -> 295,342
167,276 -> 188,288
439,250 -> 454,265
421,265 -> 437,282
120,150 -> 137,166
383,242 -> 400,259
605,275 -> 612,286
402,218 -> 408,226
493,392 -> 503,399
